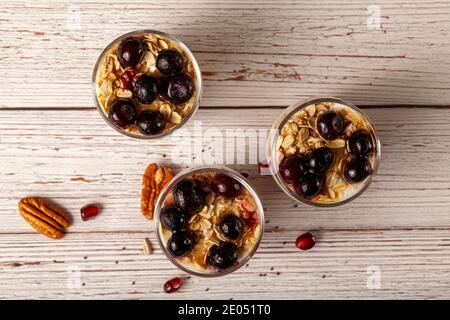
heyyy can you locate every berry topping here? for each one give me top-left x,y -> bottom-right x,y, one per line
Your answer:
211,174 -> 242,198
295,173 -> 324,198
167,231 -> 194,257
108,99 -> 137,129
348,130 -> 374,157
161,73 -> 194,104
344,157 -> 372,183
296,232 -> 316,250
173,179 -> 205,215
117,37 -> 144,68
308,147 -> 334,174
136,111 -> 166,135
156,49 -> 184,75
119,69 -> 138,90
241,196 -> 256,213
133,75 -> 158,104
160,207 -> 187,232
163,277 -> 182,293
219,214 -> 244,240
279,155 -> 308,183
317,111 -> 344,140
80,204 -> 100,221
207,242 -> 239,269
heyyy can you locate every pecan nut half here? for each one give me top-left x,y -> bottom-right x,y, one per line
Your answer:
18,197 -> 71,239
141,163 -> 173,220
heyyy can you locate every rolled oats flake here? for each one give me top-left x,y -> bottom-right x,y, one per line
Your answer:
276,134 -> 284,150
285,145 -> 298,155
326,139 -> 346,149
158,39 -> 169,50
316,104 -> 328,113
100,80 -> 113,97
299,145 -> 309,154
333,182 -> 348,192
345,122 -> 357,137
304,104 -> 316,117
299,127 -> 309,141
170,111 -> 182,124
116,88 -> 133,99
205,192 -> 215,205
159,103 -> 172,120
281,134 -> 295,150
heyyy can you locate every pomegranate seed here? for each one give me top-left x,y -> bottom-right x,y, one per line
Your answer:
164,277 -> 182,293
244,213 -> 258,230
80,204 -> 100,221
296,232 -> 316,250
258,162 -> 270,176
240,197 -> 256,213
247,217 -> 258,230
125,69 -> 136,79
119,69 -> 137,90
119,73 -> 131,89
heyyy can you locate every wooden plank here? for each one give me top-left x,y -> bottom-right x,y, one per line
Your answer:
1,229 -> 450,299
0,107 -> 449,235
2,0 -> 450,300
1,0 -> 450,108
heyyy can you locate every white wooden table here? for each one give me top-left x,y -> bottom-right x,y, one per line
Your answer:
1,0 -> 450,299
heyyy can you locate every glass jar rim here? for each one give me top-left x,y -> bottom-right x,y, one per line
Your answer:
91,29 -> 203,139
154,165 -> 265,277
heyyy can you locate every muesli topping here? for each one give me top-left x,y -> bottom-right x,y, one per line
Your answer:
277,102 -> 376,204
95,32 -> 198,136
159,172 -> 261,272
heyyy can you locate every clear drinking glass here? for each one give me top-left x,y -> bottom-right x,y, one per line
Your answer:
154,165 -> 265,277
92,30 -> 202,139
267,97 -> 381,207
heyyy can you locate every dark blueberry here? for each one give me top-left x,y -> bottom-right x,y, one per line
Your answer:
219,214 -> 244,240
207,242 -> 239,269
211,174 -> 242,198
167,231 -> 194,257
344,157 -> 372,183
279,155 -> 308,184
160,207 -> 187,231
161,73 -> 194,104
207,244 -> 219,264
317,111 -> 345,140
108,99 -> 137,129
295,173 -> 324,198
348,130 -> 374,157
156,49 -> 184,75
136,111 -> 166,135
133,75 -> 158,104
308,147 -> 334,174
173,179 -> 205,215
117,37 -> 144,68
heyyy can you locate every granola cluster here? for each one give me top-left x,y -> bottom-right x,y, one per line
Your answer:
276,102 -> 377,204
95,32 -> 199,136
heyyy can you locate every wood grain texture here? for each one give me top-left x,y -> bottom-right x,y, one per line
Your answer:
1,107 -> 450,232
1,0 -> 450,300
2,230 -> 450,300
0,107 -> 450,299
1,0 -> 450,108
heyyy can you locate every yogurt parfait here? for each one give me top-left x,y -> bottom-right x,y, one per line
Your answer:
267,97 -> 380,206
155,166 -> 264,277
92,30 -> 202,138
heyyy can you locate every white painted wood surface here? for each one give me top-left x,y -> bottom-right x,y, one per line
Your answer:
1,1 -> 450,299
1,0 -> 450,108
